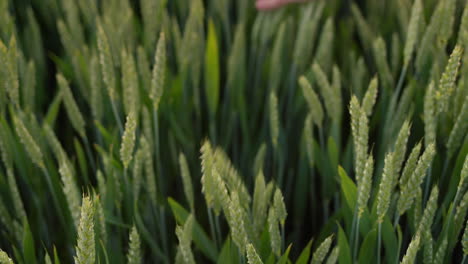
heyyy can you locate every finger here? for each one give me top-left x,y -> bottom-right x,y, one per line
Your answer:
256,0 -> 308,10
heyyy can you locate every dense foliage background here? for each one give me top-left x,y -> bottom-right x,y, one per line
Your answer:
0,0 -> 467,263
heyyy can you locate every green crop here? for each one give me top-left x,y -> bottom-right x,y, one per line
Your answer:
0,0 -> 467,263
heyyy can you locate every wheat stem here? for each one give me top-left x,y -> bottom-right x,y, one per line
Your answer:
377,222 -> 382,264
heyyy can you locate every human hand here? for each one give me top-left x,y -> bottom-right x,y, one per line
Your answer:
256,0 -> 310,10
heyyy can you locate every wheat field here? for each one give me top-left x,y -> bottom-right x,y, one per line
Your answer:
0,0 -> 467,263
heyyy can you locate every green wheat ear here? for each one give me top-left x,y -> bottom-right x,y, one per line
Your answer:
416,186 -> 438,238
397,143 -> 436,216
403,0 -> 422,67
446,95 -> 468,158
0,248 -> 14,264
312,63 -> 342,121
357,155 -> 374,217
273,188 -> 287,226
246,243 -> 263,264
228,191 -> 248,254
13,114 -> 44,168
121,49 -> 139,115
269,91 -> 279,150
462,219 -> 468,255
150,32 -> 166,110
299,76 -> 324,128
436,45 -> 463,114
120,111 -> 137,169
74,196 -> 95,264
56,73 -> 86,138
361,76 -> 378,117
400,235 -> 420,264
433,238 -> 448,264
325,246 -> 339,264
268,206 -> 281,257
179,152 -> 194,213
377,152 -> 396,222
97,21 -> 116,101
423,234 -> 433,264
311,235 -> 333,264
176,215 -> 195,264
399,142 -> 422,187
127,225 -> 142,264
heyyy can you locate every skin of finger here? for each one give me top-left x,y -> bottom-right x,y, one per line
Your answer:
256,0 -> 309,10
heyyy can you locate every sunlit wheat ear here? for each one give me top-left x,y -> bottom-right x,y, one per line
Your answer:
416,186 -> 438,238
150,32 -> 166,110
400,235 -> 420,264
377,152 -> 395,222
424,81 -> 437,147
97,21 -> 116,101
357,155 -> 374,218
228,191 -> 248,254
393,120 -> 411,177
0,248 -> 13,264
436,45 -> 463,114
246,243 -> 263,264
446,96 -> 468,158
304,113 -> 315,167
201,140 -> 216,209
325,246 -> 339,264
299,76 -> 324,128
399,142 -> 422,187
312,63 -> 342,121
461,219 -> 468,256
311,235 -> 333,264
75,196 -> 95,264
179,152 -> 194,213
13,114 -> 44,168
120,111 -> 137,169
44,252 -> 52,264
213,147 -> 251,206
126,225 -> 142,264
423,234 -> 433,264
56,73 -> 86,138
121,49 -> 139,115
397,143 -> 435,216
433,237 -> 448,264
58,161 -> 81,229
273,188 -> 287,226
269,91 -> 279,149
362,76 -> 378,116
212,168 -> 230,216
349,96 -> 366,183
356,108 -> 369,182
140,136 -> 156,202
403,0 -> 422,67
176,215 -> 195,264
253,170 -> 267,235
268,207 -> 281,256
